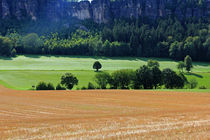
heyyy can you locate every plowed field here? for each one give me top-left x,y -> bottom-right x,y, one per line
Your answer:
0,85 -> 209,139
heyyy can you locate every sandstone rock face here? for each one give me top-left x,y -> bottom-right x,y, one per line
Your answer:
14,0 -> 38,20
1,0 -> 11,18
91,0 -> 111,23
0,0 -> 209,23
65,1 -> 92,20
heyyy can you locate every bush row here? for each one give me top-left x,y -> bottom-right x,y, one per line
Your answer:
36,82 -> 66,90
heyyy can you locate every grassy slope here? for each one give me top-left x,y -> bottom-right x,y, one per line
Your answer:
0,55 -> 210,72
0,55 -> 209,90
0,70 -> 97,90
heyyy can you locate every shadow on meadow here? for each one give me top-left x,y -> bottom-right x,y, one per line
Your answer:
193,62 -> 210,67
23,55 -> 41,59
185,72 -> 203,78
0,56 -> 13,60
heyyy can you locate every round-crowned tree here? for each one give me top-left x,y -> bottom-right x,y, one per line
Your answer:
93,61 -> 102,72
61,73 -> 78,90
22,33 -> 42,54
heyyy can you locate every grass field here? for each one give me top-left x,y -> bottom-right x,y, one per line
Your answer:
0,55 -> 209,90
0,86 -> 210,139
0,70 -> 97,90
0,55 -> 210,71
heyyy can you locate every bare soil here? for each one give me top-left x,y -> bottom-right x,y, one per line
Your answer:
0,85 -> 209,139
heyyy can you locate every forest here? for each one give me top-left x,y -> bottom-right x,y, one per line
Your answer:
0,17 -> 209,61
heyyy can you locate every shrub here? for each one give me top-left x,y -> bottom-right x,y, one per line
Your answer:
81,86 -> 87,90
199,86 -> 207,89
47,83 -> 55,90
88,82 -> 95,89
187,79 -> 198,89
95,72 -> 111,89
56,84 -> 66,90
147,60 -> 160,68
76,87 -> 80,90
36,81 -> 48,90
36,82 -> 55,90
32,85 -> 35,90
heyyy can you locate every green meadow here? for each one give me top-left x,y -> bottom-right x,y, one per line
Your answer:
0,55 -> 209,91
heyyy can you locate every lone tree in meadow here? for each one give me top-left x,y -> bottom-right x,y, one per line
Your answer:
61,73 -> 78,90
184,55 -> 193,72
93,61 -> 102,72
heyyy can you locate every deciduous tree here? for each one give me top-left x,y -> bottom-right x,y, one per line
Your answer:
93,61 -> 102,72
184,55 -> 193,72
61,73 -> 78,90
95,72 -> 111,89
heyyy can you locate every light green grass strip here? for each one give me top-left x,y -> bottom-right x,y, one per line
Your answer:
0,55 -> 209,72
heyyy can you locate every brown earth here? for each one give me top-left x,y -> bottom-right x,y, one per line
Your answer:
0,85 -> 209,139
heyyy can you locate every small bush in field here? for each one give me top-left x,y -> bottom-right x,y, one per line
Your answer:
36,82 -> 55,90
81,86 -> 87,90
47,83 -> 55,90
199,86 -> 207,89
187,79 -> 198,89
36,81 -> 48,90
88,82 -> 95,89
56,84 -> 66,90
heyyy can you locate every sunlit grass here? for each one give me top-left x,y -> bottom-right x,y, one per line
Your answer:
0,55 -> 209,90
0,55 -> 209,72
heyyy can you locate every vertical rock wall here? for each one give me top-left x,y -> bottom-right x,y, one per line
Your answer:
0,0 -> 209,23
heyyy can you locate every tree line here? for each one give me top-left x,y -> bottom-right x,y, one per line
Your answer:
93,60 -> 187,90
0,18 -> 209,61
36,58 -> 197,90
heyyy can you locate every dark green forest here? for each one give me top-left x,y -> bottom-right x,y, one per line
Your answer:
0,17 -> 209,61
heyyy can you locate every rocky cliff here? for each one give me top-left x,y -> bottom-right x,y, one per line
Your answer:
0,0 -> 209,23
